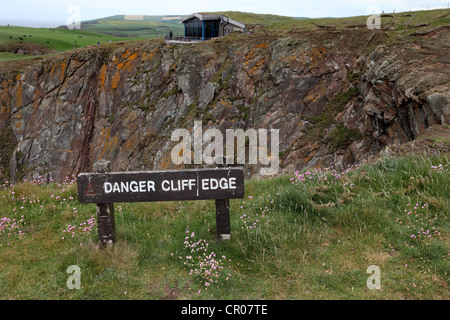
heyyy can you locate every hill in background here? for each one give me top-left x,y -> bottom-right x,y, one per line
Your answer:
70,12 -> 309,37
74,15 -> 187,38
200,11 -> 308,24
0,9 -> 448,73
0,11 -> 306,71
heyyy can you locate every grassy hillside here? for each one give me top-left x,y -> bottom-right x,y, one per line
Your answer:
269,8 -> 449,35
79,15 -> 186,38
0,26 -> 115,51
0,26 -> 147,72
0,26 -> 132,63
0,153 -> 448,299
202,11 -> 300,24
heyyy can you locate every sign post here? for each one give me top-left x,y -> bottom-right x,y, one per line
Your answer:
77,161 -> 245,247
215,160 -> 231,241
92,160 -> 116,248
215,199 -> 231,241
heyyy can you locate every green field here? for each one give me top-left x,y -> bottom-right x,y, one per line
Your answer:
0,15 -> 186,71
80,15 -> 185,38
201,11 -> 302,24
0,25 -> 150,72
0,25 -> 134,66
0,154 -> 448,299
0,26 -> 136,52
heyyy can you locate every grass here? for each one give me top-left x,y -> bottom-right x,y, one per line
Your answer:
80,15 -> 185,38
0,153 -> 448,299
0,26 -> 146,72
296,86 -> 360,149
0,26 -> 128,53
202,11 -> 300,25
0,52 -> 31,61
325,123 -> 363,152
268,8 -> 449,31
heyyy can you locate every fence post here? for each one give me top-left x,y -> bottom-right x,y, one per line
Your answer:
93,159 -> 116,248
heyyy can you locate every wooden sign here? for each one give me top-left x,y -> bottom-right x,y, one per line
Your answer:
77,161 -> 245,247
77,167 -> 245,204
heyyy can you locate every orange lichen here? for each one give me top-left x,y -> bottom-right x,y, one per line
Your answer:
121,49 -> 131,59
33,89 -> 42,109
249,58 -> 265,76
245,44 -> 268,64
116,51 -> 138,73
60,58 -> 68,82
124,139 -> 134,152
1,81 -> 11,101
142,48 -> 160,62
16,85 -> 22,106
122,61 -> 132,72
98,128 -> 119,160
170,60 -> 178,72
127,51 -> 138,62
255,43 -> 269,49
111,71 -> 121,90
310,46 -> 326,60
305,79 -> 328,104
218,99 -> 231,108
302,144 -> 319,164
99,64 -> 107,90
204,56 -> 217,70
56,149 -> 74,154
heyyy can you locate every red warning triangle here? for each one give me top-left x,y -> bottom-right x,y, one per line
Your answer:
86,182 -> 97,195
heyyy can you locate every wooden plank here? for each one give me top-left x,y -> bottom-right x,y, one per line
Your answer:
77,167 -> 245,204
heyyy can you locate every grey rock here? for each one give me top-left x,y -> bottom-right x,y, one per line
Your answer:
198,82 -> 216,110
427,93 -> 449,125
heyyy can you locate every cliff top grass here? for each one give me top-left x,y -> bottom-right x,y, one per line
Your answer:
201,11 -> 301,24
267,8 -> 449,31
0,153 -> 448,299
0,9 -> 448,74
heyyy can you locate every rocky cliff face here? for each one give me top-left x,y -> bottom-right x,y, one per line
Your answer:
0,27 -> 448,181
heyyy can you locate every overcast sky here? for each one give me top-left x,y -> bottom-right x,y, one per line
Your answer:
0,0 -> 448,26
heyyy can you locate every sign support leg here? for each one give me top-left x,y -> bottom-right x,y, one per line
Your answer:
96,203 -> 116,247
215,198 -> 230,241
215,157 -> 232,241
93,160 -> 116,248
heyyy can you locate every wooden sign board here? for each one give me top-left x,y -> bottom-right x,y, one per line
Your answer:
77,167 -> 245,204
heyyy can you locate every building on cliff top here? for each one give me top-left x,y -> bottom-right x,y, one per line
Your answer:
180,13 -> 246,41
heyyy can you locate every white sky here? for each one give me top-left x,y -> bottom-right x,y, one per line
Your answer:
0,0 -> 448,25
